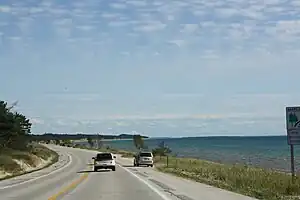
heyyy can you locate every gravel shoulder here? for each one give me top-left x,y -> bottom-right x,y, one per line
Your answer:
115,154 -> 258,200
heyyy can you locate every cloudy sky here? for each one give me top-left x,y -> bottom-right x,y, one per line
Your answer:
1,0 -> 300,137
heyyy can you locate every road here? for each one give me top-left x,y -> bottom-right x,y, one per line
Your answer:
0,145 -> 257,200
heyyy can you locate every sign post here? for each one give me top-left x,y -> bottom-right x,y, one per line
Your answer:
286,106 -> 300,182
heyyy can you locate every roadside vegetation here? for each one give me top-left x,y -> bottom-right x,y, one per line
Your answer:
0,100 -> 58,180
155,156 -> 300,200
146,140 -> 300,200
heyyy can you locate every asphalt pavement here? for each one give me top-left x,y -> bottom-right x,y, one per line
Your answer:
0,145 -> 257,200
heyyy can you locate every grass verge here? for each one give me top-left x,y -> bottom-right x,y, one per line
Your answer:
154,156 -> 300,200
0,144 -> 59,181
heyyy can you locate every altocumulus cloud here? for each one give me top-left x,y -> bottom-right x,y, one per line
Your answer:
1,0 -> 300,136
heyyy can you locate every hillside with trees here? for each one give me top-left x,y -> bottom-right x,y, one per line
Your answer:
0,101 -> 32,150
31,133 -> 149,142
0,100 -> 58,180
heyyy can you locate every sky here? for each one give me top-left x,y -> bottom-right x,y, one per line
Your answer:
1,0 -> 300,137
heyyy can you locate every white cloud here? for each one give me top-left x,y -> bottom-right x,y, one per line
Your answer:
101,13 -> 121,19
291,0 -> 300,6
120,51 -> 130,56
200,51 -> 219,59
55,27 -> 72,37
275,20 -> 300,39
115,121 -> 130,127
168,40 -> 185,47
0,22 -> 7,26
0,5 -> 11,13
30,118 -> 45,125
2,0 -> 300,136
8,36 -> 21,41
110,3 -> 127,9
53,18 -> 73,26
62,112 -> 272,122
29,7 -> 45,14
125,0 -> 147,7
181,24 -> 198,33
48,7 -> 69,15
134,21 -> 166,32
167,15 -> 175,21
43,93 -> 103,101
162,93 -> 204,98
108,20 -> 131,27
76,25 -> 94,31
215,8 -> 240,18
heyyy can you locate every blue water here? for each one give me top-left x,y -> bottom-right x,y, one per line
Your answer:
84,136 -> 300,171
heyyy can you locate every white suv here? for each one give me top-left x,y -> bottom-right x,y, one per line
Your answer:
134,151 -> 154,167
92,153 -> 116,171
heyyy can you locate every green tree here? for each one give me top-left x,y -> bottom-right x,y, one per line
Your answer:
0,100 -> 32,150
63,139 -> 73,146
87,137 -> 94,148
96,134 -> 103,149
45,140 -> 50,144
152,141 -> 172,157
133,134 -> 144,150
54,139 -> 60,145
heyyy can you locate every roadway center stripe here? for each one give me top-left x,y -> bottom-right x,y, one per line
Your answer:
48,173 -> 88,200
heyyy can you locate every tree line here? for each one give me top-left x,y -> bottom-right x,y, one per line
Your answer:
133,135 -> 172,157
32,133 -> 149,141
85,134 -> 172,157
0,99 -> 169,156
0,100 -> 32,151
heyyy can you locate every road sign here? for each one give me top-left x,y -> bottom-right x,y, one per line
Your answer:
286,106 -> 300,182
286,106 -> 300,130
287,128 -> 300,145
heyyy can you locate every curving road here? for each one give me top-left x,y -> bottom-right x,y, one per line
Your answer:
0,145 -> 257,200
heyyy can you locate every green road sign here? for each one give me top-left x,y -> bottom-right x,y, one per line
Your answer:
286,107 -> 300,129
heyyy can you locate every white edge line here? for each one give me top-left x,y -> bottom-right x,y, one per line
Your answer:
118,164 -> 171,200
0,153 -> 73,190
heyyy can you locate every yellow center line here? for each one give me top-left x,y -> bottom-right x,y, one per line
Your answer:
48,173 -> 89,200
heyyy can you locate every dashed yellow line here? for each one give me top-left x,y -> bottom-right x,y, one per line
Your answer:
48,173 -> 89,200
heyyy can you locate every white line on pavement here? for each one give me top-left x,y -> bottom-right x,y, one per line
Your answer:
0,153 -> 73,190
118,164 -> 172,200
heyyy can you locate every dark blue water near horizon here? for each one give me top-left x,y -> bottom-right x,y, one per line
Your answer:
83,136 -> 300,171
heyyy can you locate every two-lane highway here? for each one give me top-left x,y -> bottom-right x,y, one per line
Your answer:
0,145 -> 174,200
1,145 -> 257,200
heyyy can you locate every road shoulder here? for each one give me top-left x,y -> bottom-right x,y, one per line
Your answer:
115,155 -> 258,200
0,145 -> 71,189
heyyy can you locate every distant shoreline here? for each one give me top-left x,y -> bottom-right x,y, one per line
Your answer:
73,138 -> 153,142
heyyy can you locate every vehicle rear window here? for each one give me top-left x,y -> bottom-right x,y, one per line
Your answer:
96,153 -> 112,160
140,153 -> 152,157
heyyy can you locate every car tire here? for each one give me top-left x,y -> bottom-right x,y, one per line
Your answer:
112,166 -> 116,171
150,165 -> 153,167
94,167 -> 97,172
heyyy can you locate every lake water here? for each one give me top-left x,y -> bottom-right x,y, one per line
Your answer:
79,136 -> 300,171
